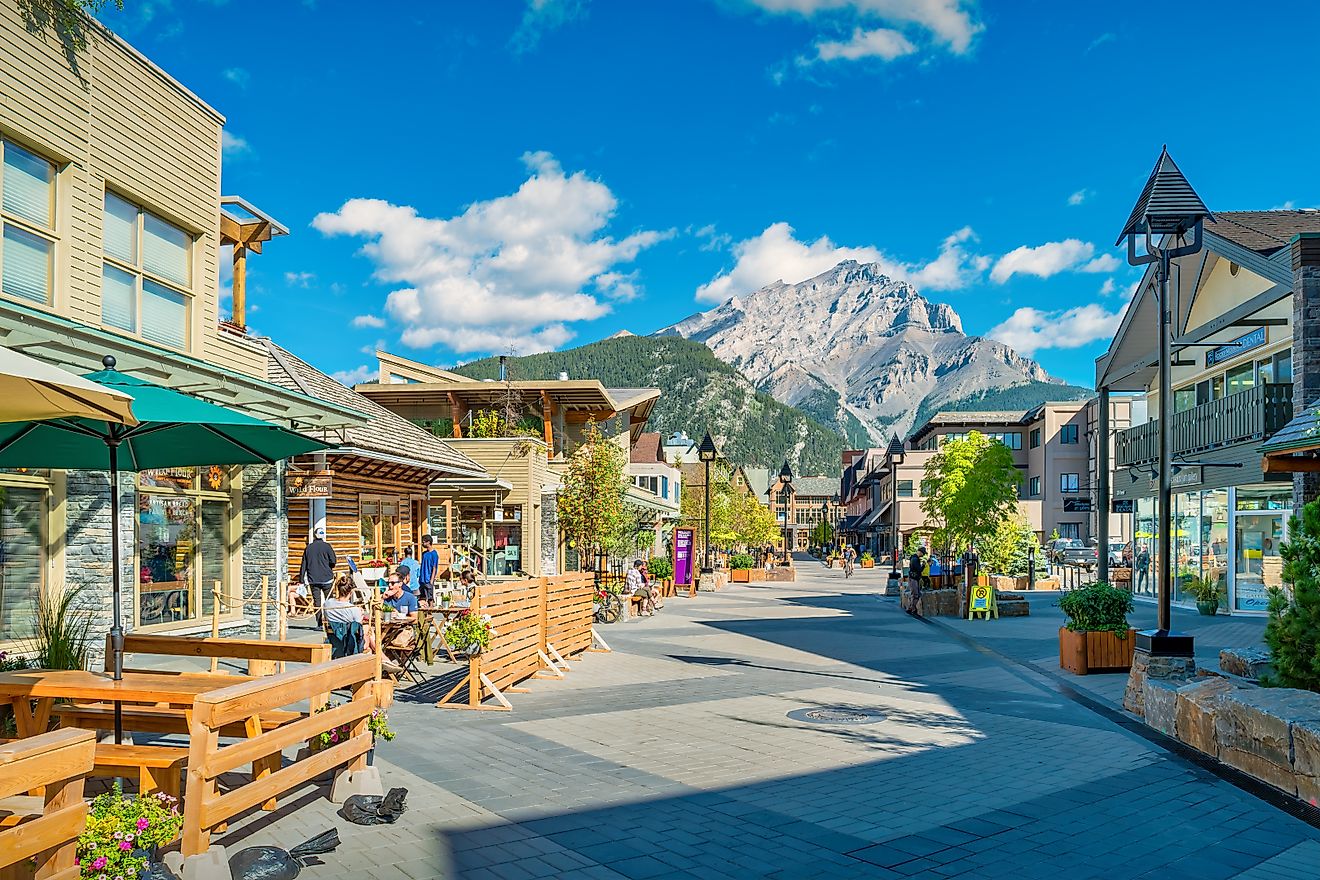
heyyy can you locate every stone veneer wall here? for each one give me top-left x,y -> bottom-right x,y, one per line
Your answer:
237,462 -> 283,639
1293,235 -> 1320,512
540,489 -> 559,576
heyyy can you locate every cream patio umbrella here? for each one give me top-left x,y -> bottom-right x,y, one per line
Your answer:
0,346 -> 136,425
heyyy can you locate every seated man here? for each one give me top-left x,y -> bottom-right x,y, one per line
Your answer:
626,559 -> 654,616
383,568 -> 419,624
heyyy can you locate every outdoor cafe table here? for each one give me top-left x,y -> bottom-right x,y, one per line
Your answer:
417,602 -> 471,664
0,669 -> 251,738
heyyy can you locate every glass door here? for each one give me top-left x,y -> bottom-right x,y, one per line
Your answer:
1230,487 -> 1288,613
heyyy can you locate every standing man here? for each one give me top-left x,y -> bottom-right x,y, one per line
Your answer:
400,547 -> 421,597
907,545 -> 925,618
1136,544 -> 1151,593
299,528 -> 337,627
418,535 -> 440,607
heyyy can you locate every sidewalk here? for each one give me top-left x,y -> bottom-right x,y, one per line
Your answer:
932,591 -> 1267,710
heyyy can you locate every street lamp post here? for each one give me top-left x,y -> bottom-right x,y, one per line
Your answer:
698,433 -> 718,576
886,434 -> 905,576
1117,146 -> 1211,661
778,461 -> 794,562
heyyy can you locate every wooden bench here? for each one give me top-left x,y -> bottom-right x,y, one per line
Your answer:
628,593 -> 646,617
91,744 -> 187,801
111,633 -> 332,677
53,702 -> 301,738
0,729 -> 95,880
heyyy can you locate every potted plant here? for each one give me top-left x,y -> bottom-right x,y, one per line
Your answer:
647,556 -> 674,592
310,705 -> 396,764
1184,574 -> 1220,616
357,557 -> 388,580
438,590 -> 453,609
77,784 -> 184,879
860,552 -> 875,569
728,553 -> 757,582
443,609 -> 494,657
1057,582 -> 1136,674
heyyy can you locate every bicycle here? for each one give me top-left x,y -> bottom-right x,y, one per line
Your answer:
593,589 -> 622,624
843,557 -> 855,578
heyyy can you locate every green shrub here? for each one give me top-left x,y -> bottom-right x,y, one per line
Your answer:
729,553 -> 757,570
1264,501 -> 1320,691
1058,582 -> 1133,635
860,552 -> 874,563
647,557 -> 674,579
26,585 -> 93,670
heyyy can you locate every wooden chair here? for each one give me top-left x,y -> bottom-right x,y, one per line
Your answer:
0,729 -> 95,880
381,621 -> 425,683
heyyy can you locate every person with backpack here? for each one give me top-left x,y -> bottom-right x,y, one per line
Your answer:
907,546 -> 925,617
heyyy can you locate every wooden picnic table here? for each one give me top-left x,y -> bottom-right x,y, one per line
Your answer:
418,603 -> 471,664
0,669 -> 250,738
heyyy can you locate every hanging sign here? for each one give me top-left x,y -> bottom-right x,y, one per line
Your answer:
494,507 -> 504,522
674,527 -> 695,586
285,470 -> 334,499
1206,327 -> 1266,367
1112,499 -> 1135,514
1063,498 -> 1092,513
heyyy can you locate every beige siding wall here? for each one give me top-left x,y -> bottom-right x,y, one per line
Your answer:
0,6 -> 263,377
445,438 -> 551,576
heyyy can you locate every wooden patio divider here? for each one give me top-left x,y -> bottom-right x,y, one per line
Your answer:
0,728 -> 95,880
182,654 -> 379,859
437,573 -> 602,711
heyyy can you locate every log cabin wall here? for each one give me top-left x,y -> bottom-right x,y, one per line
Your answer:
286,454 -> 435,582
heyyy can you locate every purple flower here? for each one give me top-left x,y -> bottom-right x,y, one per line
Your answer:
136,817 -> 149,831
92,857 -> 107,870
118,841 -> 132,851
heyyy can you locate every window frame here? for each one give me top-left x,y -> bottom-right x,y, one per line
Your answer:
1029,476 -> 1041,497
101,190 -> 194,351
0,139 -> 59,308
1030,428 -> 1041,449
1059,424 -> 1080,444
1060,473 -> 1080,492
0,470 -> 53,646
897,480 -> 914,498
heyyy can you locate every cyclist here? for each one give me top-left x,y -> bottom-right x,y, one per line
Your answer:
842,544 -> 857,577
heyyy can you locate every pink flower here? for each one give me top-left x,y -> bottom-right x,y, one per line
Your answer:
136,817 -> 149,831
119,841 -> 132,851
92,857 -> 107,870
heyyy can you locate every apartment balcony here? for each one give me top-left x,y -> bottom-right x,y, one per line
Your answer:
1115,383 -> 1293,468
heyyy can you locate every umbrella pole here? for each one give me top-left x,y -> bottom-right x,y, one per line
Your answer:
108,439 -> 124,745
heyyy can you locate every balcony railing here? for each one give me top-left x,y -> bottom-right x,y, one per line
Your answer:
1115,383 -> 1293,468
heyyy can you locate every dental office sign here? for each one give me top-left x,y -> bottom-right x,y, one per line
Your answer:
1206,327 -> 1265,368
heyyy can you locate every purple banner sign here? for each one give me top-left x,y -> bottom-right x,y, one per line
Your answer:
674,527 -> 695,586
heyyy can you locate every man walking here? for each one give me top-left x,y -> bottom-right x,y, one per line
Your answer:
418,535 -> 440,606
907,545 -> 925,617
299,528 -> 337,627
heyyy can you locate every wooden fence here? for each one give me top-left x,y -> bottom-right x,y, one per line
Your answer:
182,654 -> 379,858
437,573 -> 600,711
0,729 -> 94,880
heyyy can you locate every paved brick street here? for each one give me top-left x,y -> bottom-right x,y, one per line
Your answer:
218,565 -> 1320,879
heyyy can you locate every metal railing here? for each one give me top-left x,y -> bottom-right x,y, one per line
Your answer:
1115,383 -> 1293,467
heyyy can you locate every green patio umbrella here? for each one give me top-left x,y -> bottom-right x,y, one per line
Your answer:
0,356 -> 332,739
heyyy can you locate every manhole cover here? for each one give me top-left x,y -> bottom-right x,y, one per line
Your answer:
787,707 -> 886,725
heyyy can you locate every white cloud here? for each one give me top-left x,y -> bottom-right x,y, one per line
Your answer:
220,131 -> 250,157
314,151 -> 669,354
990,239 -> 1121,283
986,303 -> 1128,356
748,0 -> 982,60
331,365 -> 376,386
222,66 -> 250,87
693,224 -> 734,252
695,222 -> 985,303
284,271 -> 316,287
813,26 -> 916,62
510,0 -> 584,53
352,314 -> 386,329
1099,278 -> 1116,296
1067,189 -> 1090,206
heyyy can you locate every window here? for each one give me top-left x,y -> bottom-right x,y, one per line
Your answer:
1,141 -> 57,306
1028,476 -> 1041,497
136,467 -> 232,628
920,479 -> 937,497
987,432 -> 1022,449
1060,473 -> 1079,492
1058,523 -> 1081,540
1274,350 -> 1293,385
1196,380 -> 1210,405
1030,428 -> 1041,449
1060,424 -> 1079,444
661,476 -> 669,499
1226,362 -> 1255,395
897,480 -> 913,498
0,470 -> 50,643
1257,358 -> 1274,385
102,192 -> 192,350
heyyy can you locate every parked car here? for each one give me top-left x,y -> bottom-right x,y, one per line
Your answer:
1107,541 -> 1129,567
1050,538 -> 1098,567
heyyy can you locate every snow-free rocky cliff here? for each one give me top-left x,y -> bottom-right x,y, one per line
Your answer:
660,261 -> 1085,442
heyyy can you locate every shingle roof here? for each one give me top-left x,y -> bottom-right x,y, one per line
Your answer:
1205,210 -> 1320,258
792,476 -> 839,498
1116,148 -> 1212,245
261,340 -> 488,478
630,432 -> 663,464
742,467 -> 770,500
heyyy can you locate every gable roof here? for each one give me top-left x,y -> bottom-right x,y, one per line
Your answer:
261,340 -> 488,479
790,476 -> 839,498
630,432 -> 663,464
1206,210 -> 1320,257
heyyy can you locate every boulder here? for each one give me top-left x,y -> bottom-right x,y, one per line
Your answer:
1219,647 -> 1273,682
1124,652 -> 1196,716
1215,689 -> 1320,796
1143,679 -> 1180,737
1175,676 -> 1240,758
998,599 -> 1030,617
920,588 -> 960,617
1294,720 -> 1320,807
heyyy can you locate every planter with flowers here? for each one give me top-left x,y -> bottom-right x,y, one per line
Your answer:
306,705 -> 396,765
77,784 -> 183,880
356,558 -> 389,581
443,609 -> 494,659
860,552 -> 876,569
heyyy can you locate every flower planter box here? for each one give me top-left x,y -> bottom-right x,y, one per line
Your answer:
1059,627 -> 1136,675
731,569 -> 751,583
860,560 -> 875,568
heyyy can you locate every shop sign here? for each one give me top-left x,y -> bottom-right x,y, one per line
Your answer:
674,527 -> 695,586
1206,327 -> 1266,368
1112,499 -> 1135,514
494,507 -> 504,522
285,470 -> 333,499
1172,466 -> 1202,488
1063,498 -> 1092,513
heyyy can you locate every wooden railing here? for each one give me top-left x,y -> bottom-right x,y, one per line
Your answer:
109,633 -> 331,677
1116,383 -> 1293,467
182,654 -> 379,858
437,573 -> 600,710
0,729 -> 95,880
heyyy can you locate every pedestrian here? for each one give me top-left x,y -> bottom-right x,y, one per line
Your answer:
418,535 -> 440,606
907,546 -> 925,617
400,546 -> 421,596
626,559 -> 654,615
1136,544 -> 1151,592
299,527 -> 337,627
395,562 -> 415,598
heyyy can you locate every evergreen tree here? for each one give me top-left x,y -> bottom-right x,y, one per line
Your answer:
1264,500 -> 1320,691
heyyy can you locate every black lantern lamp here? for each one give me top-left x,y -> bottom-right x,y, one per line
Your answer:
698,433 -> 718,574
778,461 -> 794,560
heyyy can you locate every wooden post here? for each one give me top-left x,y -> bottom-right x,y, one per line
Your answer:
259,575 -> 269,641
231,244 -> 248,327
373,584 -> 383,682
209,580 -> 221,673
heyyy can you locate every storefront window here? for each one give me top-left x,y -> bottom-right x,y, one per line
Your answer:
1134,496 -> 1156,599
137,467 -> 230,627
1226,362 -> 1255,394
1233,487 -> 1289,612
0,481 -> 47,642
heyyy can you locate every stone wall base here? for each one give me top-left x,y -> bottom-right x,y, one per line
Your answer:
1123,649 -> 1196,716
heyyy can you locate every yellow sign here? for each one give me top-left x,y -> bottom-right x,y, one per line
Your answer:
970,585 -> 992,612
968,584 -> 998,620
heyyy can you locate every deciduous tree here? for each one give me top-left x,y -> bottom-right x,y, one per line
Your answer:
920,431 -> 1022,559
557,420 -> 627,570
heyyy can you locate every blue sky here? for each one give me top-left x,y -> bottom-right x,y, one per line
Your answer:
102,1 -> 1320,388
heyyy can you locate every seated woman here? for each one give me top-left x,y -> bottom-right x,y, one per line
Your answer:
323,577 -> 374,657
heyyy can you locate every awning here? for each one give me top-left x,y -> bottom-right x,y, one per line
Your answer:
1260,409 -> 1320,474
837,515 -> 861,531
857,508 -> 884,530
